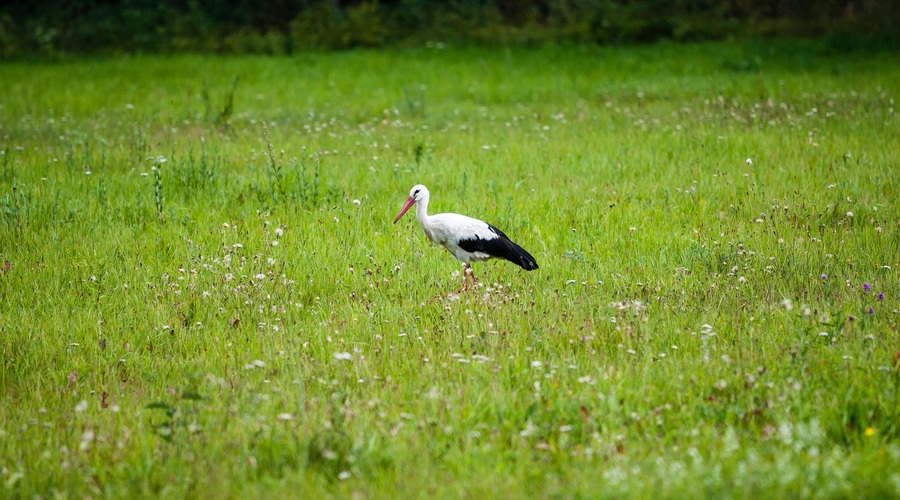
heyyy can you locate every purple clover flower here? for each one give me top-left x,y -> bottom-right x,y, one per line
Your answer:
868,308 -> 875,315
820,274 -> 828,280
877,293 -> 885,301
863,283 -> 871,292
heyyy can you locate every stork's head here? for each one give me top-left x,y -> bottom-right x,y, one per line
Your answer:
408,184 -> 428,201
393,184 -> 428,223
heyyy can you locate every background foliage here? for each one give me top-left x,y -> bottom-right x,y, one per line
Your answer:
0,39 -> 899,496
1,0 -> 899,56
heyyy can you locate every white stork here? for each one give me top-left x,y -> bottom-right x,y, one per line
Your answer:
393,184 -> 538,291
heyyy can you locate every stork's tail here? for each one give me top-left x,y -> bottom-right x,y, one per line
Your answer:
504,240 -> 539,271
458,223 -> 539,271
492,235 -> 538,271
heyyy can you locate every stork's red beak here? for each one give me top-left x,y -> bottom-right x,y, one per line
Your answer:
393,196 -> 416,223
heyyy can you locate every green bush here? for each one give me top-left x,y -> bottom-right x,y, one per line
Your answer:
589,1 -> 675,44
291,1 -> 387,50
0,0 -> 898,55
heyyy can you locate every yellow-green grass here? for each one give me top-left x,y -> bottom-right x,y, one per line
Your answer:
1,40 -> 899,497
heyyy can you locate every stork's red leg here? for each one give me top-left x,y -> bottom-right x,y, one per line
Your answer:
464,263 -> 478,290
450,264 -> 480,295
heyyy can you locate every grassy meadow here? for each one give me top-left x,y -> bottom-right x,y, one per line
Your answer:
1,40 -> 899,497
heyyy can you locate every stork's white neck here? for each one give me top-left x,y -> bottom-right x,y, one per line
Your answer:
415,192 -> 431,228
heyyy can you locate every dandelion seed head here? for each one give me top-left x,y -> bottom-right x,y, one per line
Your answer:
79,429 -> 95,451
520,421 -> 537,437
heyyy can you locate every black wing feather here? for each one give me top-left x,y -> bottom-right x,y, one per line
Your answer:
457,224 -> 539,271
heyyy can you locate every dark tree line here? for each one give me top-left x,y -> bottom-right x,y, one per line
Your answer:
1,0 -> 897,56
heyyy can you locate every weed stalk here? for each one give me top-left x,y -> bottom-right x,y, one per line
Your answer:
12,181 -> 21,233
1,146 -> 10,181
153,156 -> 165,222
263,122 -> 284,200
214,76 -> 239,129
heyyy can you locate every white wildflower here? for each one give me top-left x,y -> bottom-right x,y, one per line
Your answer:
79,429 -> 95,451
520,421 -> 538,437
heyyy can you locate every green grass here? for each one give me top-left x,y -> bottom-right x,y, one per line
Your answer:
1,40 -> 899,498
